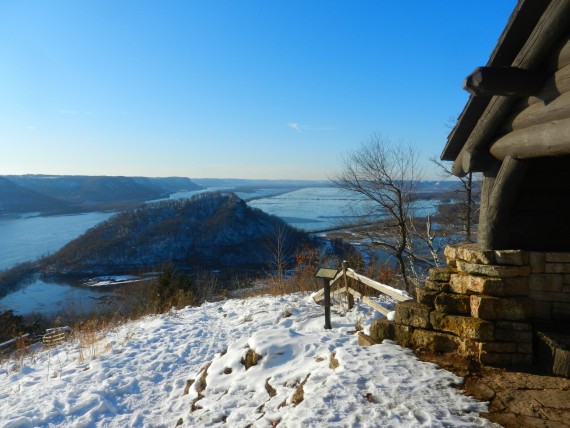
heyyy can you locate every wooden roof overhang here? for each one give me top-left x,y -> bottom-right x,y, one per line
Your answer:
440,0 -> 570,250
441,0 -> 570,176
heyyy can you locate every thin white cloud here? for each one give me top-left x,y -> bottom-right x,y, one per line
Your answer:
288,122 -> 337,133
288,122 -> 302,132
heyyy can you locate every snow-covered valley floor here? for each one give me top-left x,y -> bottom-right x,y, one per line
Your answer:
0,294 -> 496,427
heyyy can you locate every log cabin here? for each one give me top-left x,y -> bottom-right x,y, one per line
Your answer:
371,0 -> 570,375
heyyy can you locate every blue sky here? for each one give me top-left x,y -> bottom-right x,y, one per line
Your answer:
1,1 -> 517,180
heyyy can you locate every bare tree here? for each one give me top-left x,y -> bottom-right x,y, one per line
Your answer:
430,157 -> 480,242
266,222 -> 293,291
332,134 -> 425,291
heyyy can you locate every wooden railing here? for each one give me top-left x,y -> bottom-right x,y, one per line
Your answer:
313,263 -> 412,316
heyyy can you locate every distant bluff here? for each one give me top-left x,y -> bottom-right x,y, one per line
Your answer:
41,192 -> 311,275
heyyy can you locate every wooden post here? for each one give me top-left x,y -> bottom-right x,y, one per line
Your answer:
322,278 -> 332,330
342,261 -> 353,311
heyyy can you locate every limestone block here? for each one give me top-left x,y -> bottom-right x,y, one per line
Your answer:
529,252 -> 546,273
428,266 -> 457,282
470,295 -> 532,321
511,354 -> 533,366
445,243 -> 495,265
546,263 -> 570,274
456,260 -> 530,278
563,275 -> 570,285
494,249 -> 529,266
424,279 -> 451,293
395,301 -> 432,329
394,324 -> 414,348
446,257 -> 457,268
518,342 -> 533,354
529,274 -> 563,292
358,333 -> 378,347
533,300 -> 553,320
415,287 -> 439,308
480,352 -> 513,366
479,342 -> 518,353
429,312 -> 494,341
545,252 -> 570,263
450,273 -> 528,297
434,292 -> 470,315
553,302 -> 570,321
495,320 -> 531,331
369,318 -> 395,342
412,329 -> 459,353
530,291 -> 570,303
458,338 -> 480,359
449,274 -> 479,295
494,323 -> 533,343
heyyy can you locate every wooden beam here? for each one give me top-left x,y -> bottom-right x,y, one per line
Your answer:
345,269 -> 411,302
346,287 -> 390,316
452,148 -> 499,176
490,117 -> 570,160
501,90 -> 570,133
464,67 -> 544,97
478,157 -> 528,250
446,1 -> 570,176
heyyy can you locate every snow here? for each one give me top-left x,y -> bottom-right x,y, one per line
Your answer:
84,275 -> 142,287
0,294 -> 496,427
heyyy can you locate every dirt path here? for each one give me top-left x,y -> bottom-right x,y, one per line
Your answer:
417,352 -> 570,427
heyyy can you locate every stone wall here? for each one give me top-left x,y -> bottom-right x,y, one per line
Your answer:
369,243 -> 570,367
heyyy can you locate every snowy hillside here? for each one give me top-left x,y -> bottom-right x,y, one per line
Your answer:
0,294 -> 495,427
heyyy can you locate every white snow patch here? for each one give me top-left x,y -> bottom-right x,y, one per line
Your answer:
0,294 -> 495,427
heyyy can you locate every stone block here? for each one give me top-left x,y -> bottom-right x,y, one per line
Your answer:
480,352 -> 513,366
445,243 -> 496,265
545,252 -> 570,263
518,342 -> 533,354
369,318 -> 395,342
358,333 -> 379,347
530,291 -> 570,303
496,327 -> 533,342
394,324 -> 414,348
456,260 -> 530,278
395,301 -> 432,329
446,257 -> 457,268
424,279 -> 450,292
553,302 -> 570,321
529,274 -> 563,292
532,300 -> 553,320
511,354 -> 533,366
495,320 -> 531,331
529,252 -> 546,273
457,338 -> 480,359
415,287 -> 439,308
449,274 -> 479,295
494,249 -> 529,266
428,266 -> 457,282
479,341 -> 518,353
545,263 -> 570,274
412,329 -> 459,353
429,312 -> 494,341
434,292 -> 470,315
450,274 -> 528,297
470,295 -> 532,321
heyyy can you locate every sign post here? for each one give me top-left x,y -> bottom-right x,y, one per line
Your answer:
315,267 -> 339,330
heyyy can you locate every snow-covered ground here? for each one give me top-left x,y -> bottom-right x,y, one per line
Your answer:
0,294 -> 496,427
